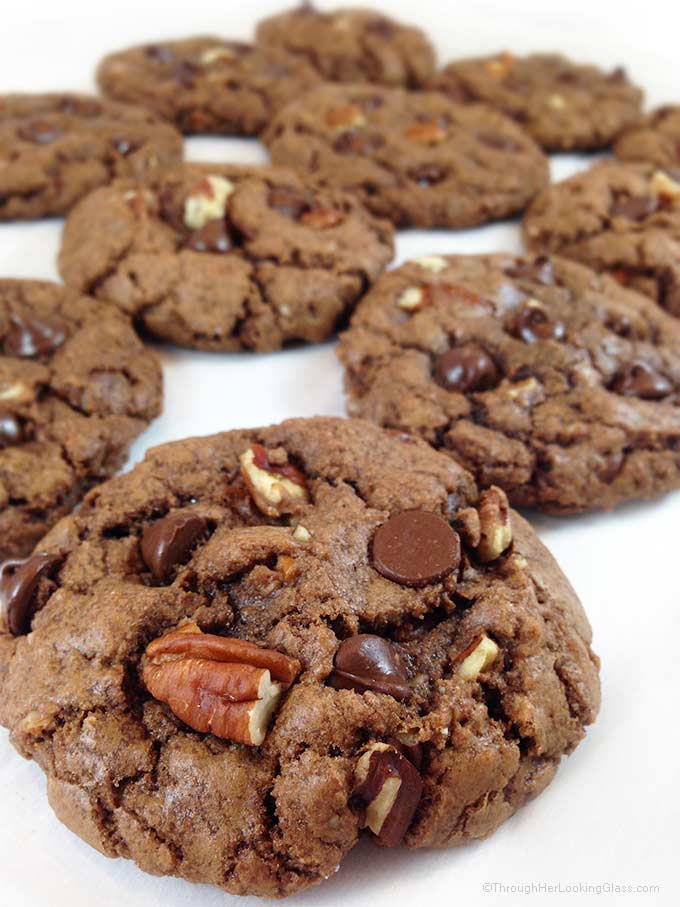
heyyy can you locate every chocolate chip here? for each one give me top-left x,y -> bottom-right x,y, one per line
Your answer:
17,120 -> 62,144
353,748 -> 422,846
372,511 -> 461,587
409,164 -> 446,187
512,302 -> 565,343
434,344 -> 499,392
0,553 -> 62,636
268,188 -> 310,220
185,219 -> 231,253
329,634 -> 411,699
141,513 -> 208,581
3,312 -> 67,357
505,257 -> 555,286
0,413 -> 23,448
610,361 -> 673,400
611,195 -> 657,220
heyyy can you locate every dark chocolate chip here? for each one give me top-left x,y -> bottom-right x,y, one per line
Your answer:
0,553 -> 62,636
505,256 -> 555,286
371,511 -> 461,587
185,219 -> 231,253
268,188 -> 310,220
610,361 -> 673,400
512,302 -> 565,344
611,195 -> 657,220
0,413 -> 23,448
3,312 -> 67,357
434,344 -> 499,392
329,634 -> 411,699
17,120 -> 62,144
353,748 -> 423,847
141,513 -> 208,582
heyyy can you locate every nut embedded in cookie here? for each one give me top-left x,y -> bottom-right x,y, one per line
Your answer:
353,743 -> 423,846
240,443 -> 309,517
456,634 -> 500,681
142,622 -> 301,746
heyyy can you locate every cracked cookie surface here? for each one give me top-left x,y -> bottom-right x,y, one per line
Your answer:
256,5 -> 435,88
96,36 -> 321,135
263,83 -> 549,228
523,160 -> 680,317
338,255 -> 680,513
0,93 -> 182,220
0,416 -> 599,898
0,280 -> 162,559
614,105 -> 680,169
57,162 -> 394,352
430,53 -> 643,151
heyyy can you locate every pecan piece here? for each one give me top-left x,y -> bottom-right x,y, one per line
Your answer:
142,622 -> 301,745
239,443 -> 309,517
353,743 -> 423,846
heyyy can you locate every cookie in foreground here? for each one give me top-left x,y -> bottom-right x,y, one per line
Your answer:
338,254 -> 680,512
0,279 -> 162,561
0,417 -> 599,897
58,162 -> 394,351
0,93 -> 182,220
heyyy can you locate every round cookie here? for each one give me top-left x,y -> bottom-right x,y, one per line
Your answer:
614,105 -> 680,169
430,53 -> 643,151
0,416 -> 600,898
58,162 -> 394,352
0,280 -> 162,560
523,160 -> 680,316
256,5 -> 435,88
0,93 -> 182,220
96,36 -> 321,135
338,254 -> 680,513
264,83 -> 549,228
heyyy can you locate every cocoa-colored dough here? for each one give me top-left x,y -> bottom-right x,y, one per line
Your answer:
430,53 -> 643,151
256,5 -> 435,88
614,105 -> 680,169
263,83 -> 549,228
0,280 -> 162,559
96,36 -> 321,135
58,162 -> 394,352
0,93 -> 182,220
523,160 -> 680,317
338,254 -> 680,513
0,416 -> 599,898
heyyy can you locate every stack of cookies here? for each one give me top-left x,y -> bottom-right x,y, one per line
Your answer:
0,3 -> 677,900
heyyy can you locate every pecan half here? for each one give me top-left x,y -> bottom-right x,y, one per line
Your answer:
142,622 -> 301,745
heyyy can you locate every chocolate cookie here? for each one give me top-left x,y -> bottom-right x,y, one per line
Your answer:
256,5 -> 435,88
430,53 -> 643,151
0,416 -> 599,897
0,93 -> 182,220
96,37 -> 321,135
264,83 -> 549,228
523,160 -> 680,316
338,254 -> 680,513
0,280 -> 162,560
58,162 -> 393,351
614,105 -> 680,169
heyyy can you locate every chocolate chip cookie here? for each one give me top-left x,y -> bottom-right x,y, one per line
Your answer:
264,84 -> 549,228
430,53 -> 643,151
523,160 -> 680,317
256,5 -> 435,88
614,105 -> 680,169
0,93 -> 182,220
0,416 -> 599,898
57,162 -> 394,351
338,254 -> 680,513
0,280 -> 162,560
96,37 -> 321,135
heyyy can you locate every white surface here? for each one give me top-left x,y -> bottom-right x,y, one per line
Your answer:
1,2 -> 678,905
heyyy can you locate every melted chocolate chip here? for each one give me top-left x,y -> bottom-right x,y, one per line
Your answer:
17,120 -> 62,144
611,361 -> 673,400
0,553 -> 62,636
185,219 -> 231,253
611,195 -> 657,220
0,413 -> 23,448
372,511 -> 461,587
329,635 -> 411,699
3,312 -> 67,357
505,257 -> 555,286
268,188 -> 310,220
434,344 -> 499,392
141,513 -> 209,582
353,748 -> 422,846
512,302 -> 565,344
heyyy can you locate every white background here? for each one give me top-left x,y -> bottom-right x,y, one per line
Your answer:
1,2 -> 678,905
